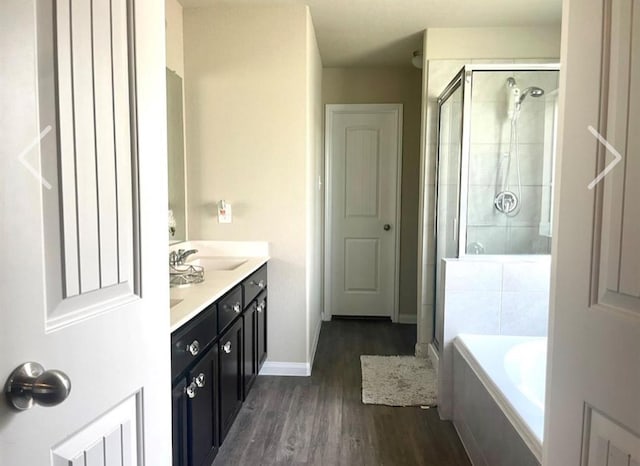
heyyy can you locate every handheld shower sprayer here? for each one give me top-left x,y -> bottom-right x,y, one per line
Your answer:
517,86 -> 545,106
495,78 -> 546,215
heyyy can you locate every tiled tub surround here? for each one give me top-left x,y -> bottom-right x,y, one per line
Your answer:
453,335 -> 545,465
437,257 -> 550,419
169,240 -> 269,331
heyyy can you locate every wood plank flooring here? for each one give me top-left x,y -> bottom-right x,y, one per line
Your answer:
213,319 -> 470,466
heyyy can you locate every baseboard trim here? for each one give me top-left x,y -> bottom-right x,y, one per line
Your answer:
397,314 -> 417,324
259,362 -> 310,377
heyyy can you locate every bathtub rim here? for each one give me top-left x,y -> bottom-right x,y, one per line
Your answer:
453,335 -> 543,463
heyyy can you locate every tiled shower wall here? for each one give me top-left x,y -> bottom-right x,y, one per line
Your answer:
422,58 -> 558,349
437,257 -> 551,419
466,70 -> 559,255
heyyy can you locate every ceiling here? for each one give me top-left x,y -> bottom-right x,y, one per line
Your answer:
179,0 -> 562,67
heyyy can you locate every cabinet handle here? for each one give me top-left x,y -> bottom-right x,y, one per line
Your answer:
251,279 -> 266,289
194,373 -> 205,388
222,341 -> 232,354
186,382 -> 197,399
257,301 -> 265,313
233,302 -> 241,314
186,340 -> 200,357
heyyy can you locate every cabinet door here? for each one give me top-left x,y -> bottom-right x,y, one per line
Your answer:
172,378 -> 188,466
243,302 -> 257,399
219,318 -> 243,443
256,293 -> 267,370
187,345 -> 218,466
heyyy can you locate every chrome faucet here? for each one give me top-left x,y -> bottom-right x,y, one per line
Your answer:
169,249 -> 198,267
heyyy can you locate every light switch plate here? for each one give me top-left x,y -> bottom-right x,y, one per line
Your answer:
218,200 -> 232,223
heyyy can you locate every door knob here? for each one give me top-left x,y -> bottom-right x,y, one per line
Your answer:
383,224 -> 391,231
4,362 -> 71,411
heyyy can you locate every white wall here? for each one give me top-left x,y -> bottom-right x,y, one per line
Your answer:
306,10 -> 324,366
425,27 -> 562,60
322,67 -> 422,322
184,4 -> 322,369
165,0 -> 184,77
416,26 -> 562,358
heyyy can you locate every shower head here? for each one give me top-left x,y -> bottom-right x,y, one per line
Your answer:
517,86 -> 545,104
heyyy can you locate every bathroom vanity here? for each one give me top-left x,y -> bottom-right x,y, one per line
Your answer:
169,242 -> 268,466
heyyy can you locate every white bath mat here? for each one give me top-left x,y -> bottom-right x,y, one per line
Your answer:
360,355 -> 437,407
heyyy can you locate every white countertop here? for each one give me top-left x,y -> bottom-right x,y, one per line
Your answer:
169,241 -> 269,332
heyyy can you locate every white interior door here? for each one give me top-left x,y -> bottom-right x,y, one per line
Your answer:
545,0 -> 640,464
325,104 -> 402,320
0,1 -> 170,464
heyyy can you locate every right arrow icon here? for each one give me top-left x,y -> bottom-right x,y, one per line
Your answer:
587,125 -> 623,190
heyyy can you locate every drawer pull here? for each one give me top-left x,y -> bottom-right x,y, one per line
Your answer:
186,340 -> 200,356
250,279 -> 266,290
186,382 -> 198,399
233,302 -> 241,314
222,341 -> 232,354
194,373 -> 205,388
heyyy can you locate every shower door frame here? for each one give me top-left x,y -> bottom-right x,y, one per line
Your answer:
456,63 -> 561,259
432,63 -> 561,349
433,68 -> 466,350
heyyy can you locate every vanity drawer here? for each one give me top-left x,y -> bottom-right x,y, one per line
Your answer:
242,265 -> 267,307
218,286 -> 243,334
171,304 -> 217,381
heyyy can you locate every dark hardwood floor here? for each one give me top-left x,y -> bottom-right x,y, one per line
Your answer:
213,319 -> 470,466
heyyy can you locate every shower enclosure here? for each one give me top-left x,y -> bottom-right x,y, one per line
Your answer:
433,64 -> 560,348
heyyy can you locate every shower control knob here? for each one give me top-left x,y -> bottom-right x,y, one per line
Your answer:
383,224 -> 391,231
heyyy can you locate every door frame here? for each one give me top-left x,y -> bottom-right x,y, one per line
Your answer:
323,103 -> 403,322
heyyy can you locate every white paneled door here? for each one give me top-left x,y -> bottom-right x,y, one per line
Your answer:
325,104 -> 402,320
0,1 -> 170,465
545,0 -> 640,464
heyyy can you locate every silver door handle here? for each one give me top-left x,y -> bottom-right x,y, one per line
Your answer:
383,224 -> 391,231
223,341 -> 232,354
5,362 -> 71,411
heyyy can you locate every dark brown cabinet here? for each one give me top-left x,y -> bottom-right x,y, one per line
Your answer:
218,317 -> 244,443
256,291 -> 267,370
171,263 -> 267,466
187,345 -> 218,466
171,303 -> 218,466
243,302 -> 257,399
218,286 -> 242,334
172,378 -> 188,466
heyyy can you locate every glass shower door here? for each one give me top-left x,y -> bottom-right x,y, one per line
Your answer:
434,74 -> 464,349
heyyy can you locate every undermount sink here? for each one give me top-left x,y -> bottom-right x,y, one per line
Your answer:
185,257 -> 248,271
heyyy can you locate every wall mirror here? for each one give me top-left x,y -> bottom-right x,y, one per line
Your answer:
166,68 -> 187,243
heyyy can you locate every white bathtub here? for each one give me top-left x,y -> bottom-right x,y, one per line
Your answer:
453,334 -> 547,464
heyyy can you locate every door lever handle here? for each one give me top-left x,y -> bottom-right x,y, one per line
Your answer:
4,362 -> 71,411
